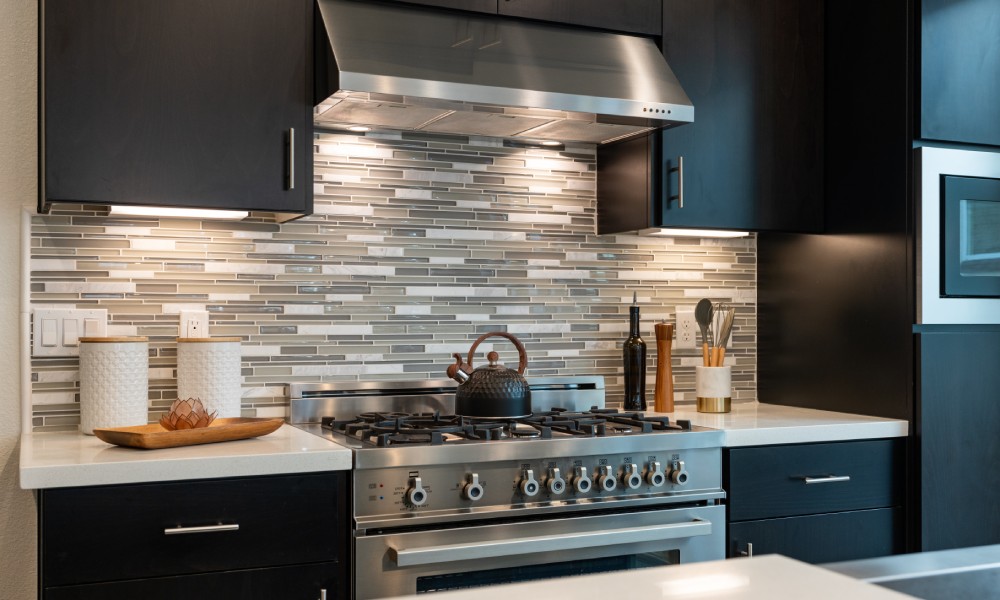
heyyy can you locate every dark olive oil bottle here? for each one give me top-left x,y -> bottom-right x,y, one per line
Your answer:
623,292 -> 647,410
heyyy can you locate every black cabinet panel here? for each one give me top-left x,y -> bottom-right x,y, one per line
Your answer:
728,508 -> 903,564
40,473 -> 345,586
498,0 -> 661,36
44,562 -> 343,600
921,0 -> 1000,146
918,332 -> 1000,551
727,440 -> 903,522
42,0 -> 313,216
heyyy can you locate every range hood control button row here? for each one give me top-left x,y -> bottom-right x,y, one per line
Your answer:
572,466 -> 592,493
669,460 -> 689,485
406,477 -> 428,507
621,463 -> 643,490
545,467 -> 566,495
646,461 -> 666,487
598,465 -> 617,492
519,469 -> 540,497
462,473 -> 484,502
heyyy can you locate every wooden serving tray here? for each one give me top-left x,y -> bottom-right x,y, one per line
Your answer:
94,418 -> 284,450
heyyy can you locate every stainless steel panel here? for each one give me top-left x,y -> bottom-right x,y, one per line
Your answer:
315,0 -> 694,142
354,504 -> 725,600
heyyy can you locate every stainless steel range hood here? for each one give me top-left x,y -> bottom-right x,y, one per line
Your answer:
314,0 -> 693,144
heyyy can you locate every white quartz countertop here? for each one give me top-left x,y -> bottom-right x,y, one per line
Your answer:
650,402 -> 908,446
20,424 -> 352,489
386,555 -> 915,600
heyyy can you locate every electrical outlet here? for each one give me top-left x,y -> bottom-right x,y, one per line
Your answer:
179,310 -> 210,338
676,308 -> 698,350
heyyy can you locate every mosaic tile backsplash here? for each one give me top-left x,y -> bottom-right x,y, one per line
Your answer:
29,131 -> 756,431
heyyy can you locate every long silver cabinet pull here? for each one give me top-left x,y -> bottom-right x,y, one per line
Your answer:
803,475 -> 851,484
163,523 -> 240,536
286,128 -> 296,190
390,519 -> 711,567
667,155 -> 684,208
319,589 -> 327,600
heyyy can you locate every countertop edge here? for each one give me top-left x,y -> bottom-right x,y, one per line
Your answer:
722,421 -> 910,447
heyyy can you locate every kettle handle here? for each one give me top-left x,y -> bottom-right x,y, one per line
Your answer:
466,332 -> 528,374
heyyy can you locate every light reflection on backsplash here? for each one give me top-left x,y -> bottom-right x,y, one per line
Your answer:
29,131 -> 756,431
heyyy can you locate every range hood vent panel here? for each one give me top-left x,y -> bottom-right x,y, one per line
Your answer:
315,0 -> 693,143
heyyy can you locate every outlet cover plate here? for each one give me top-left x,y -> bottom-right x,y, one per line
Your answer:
676,307 -> 698,350
179,310 -> 210,338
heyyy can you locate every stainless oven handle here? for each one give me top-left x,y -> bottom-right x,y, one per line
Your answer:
389,519 -> 712,567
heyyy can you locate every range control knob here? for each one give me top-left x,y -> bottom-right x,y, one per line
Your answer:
646,461 -> 666,487
406,476 -> 428,507
462,473 -> 484,501
519,469 -> 540,497
597,465 -> 617,492
621,463 -> 642,490
669,460 -> 689,485
572,466 -> 592,493
546,467 -> 566,495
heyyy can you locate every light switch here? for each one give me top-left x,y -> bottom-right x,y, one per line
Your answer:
41,319 -> 58,347
63,319 -> 79,346
83,318 -> 102,337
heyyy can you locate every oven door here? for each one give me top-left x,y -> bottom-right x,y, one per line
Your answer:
354,504 -> 724,599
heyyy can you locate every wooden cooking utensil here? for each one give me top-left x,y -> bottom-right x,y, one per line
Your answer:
654,322 -> 674,412
695,299 -> 713,367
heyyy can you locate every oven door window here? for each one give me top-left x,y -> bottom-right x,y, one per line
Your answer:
943,175 -> 1000,296
416,550 -> 679,594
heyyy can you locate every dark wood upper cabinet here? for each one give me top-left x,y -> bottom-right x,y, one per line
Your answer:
41,0 -> 313,220
498,0 -> 662,36
921,0 -> 1000,147
597,0 -> 824,234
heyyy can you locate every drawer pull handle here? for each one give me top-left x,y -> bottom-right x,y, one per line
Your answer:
802,475 -> 851,484
163,523 -> 240,536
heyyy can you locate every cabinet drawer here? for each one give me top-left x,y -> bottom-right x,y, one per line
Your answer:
44,561 -> 344,600
728,507 -> 903,564
40,472 -> 345,586
726,439 -> 902,521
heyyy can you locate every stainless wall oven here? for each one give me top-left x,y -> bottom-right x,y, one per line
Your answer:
917,147 -> 1000,323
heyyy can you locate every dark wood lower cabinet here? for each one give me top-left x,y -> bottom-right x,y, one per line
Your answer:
729,508 -> 904,564
44,562 -> 341,600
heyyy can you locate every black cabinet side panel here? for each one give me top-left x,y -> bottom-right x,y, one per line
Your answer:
921,0 -> 1000,147
757,0 -> 914,420
918,331 -> 1000,551
596,134 -> 656,234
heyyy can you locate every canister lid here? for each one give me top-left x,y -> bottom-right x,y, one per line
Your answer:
79,336 -> 149,343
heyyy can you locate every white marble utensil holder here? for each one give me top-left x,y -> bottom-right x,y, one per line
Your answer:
176,337 -> 243,418
696,365 -> 732,413
79,337 -> 150,435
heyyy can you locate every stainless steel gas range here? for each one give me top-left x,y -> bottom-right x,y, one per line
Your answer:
290,378 -> 726,600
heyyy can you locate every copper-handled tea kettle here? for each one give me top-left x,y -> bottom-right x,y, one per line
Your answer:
446,332 -> 531,418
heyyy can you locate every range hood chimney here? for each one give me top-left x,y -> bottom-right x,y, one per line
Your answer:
314,0 -> 693,144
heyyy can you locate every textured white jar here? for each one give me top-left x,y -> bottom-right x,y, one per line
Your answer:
79,337 -> 149,435
177,337 -> 243,418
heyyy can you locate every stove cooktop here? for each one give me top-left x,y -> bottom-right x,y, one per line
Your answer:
323,408 -> 696,448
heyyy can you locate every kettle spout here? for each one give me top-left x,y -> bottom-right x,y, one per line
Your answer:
446,353 -> 472,383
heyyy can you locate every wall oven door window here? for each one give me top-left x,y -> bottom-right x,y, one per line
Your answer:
944,175 -> 1000,296
354,504 -> 724,599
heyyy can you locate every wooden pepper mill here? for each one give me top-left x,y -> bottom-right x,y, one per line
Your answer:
654,321 -> 674,412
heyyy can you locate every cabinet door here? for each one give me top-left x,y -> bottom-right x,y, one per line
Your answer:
921,0 -> 1000,146
657,0 -> 823,232
43,0 -> 312,215
918,331 -> 1000,551
728,508 -> 903,564
44,562 -> 344,600
498,0 -> 661,36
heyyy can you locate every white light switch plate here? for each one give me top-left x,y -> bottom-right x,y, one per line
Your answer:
32,308 -> 108,356
676,308 -> 698,350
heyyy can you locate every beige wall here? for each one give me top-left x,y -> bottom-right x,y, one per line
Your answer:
0,0 -> 37,597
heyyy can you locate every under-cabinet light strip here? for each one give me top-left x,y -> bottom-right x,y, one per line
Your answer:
109,206 -> 249,220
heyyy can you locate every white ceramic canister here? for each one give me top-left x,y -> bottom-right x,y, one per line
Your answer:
695,365 -> 732,413
79,336 -> 150,435
176,337 -> 243,418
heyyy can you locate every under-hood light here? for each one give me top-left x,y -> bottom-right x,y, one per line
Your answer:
109,206 -> 250,220
644,228 -> 750,238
